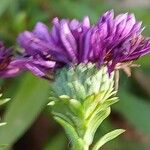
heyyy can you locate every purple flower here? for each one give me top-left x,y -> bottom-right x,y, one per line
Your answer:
90,10 -> 150,71
17,17 -> 91,78
17,10 -> 150,78
0,42 -> 20,77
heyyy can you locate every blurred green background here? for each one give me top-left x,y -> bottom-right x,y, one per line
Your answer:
0,0 -> 150,149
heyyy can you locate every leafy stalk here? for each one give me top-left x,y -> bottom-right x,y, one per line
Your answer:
49,64 -> 124,150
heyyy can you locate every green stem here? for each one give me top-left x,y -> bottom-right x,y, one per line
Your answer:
72,138 -> 89,150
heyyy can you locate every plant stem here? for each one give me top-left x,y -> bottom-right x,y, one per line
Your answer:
71,138 -> 89,150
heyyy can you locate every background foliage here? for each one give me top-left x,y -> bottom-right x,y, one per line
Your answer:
0,0 -> 150,149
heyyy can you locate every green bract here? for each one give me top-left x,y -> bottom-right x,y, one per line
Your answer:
49,64 -> 124,150
51,63 -> 115,101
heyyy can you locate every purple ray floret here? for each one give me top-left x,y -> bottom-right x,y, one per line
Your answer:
17,10 -> 150,78
17,17 -> 91,77
90,10 -> 150,71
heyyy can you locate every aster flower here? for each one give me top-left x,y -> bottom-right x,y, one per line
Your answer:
17,11 -> 150,78
15,11 -> 150,150
90,10 -> 150,72
17,17 -> 90,78
0,42 -> 20,77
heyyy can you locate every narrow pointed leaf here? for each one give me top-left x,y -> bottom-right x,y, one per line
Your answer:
54,116 -> 79,143
92,129 -> 125,150
84,108 -> 111,145
0,122 -> 7,127
0,98 -> 10,106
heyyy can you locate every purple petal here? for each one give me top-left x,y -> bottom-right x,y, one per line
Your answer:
33,22 -> 51,42
60,20 -> 77,62
0,67 -> 20,78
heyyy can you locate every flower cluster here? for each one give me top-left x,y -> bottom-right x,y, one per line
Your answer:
0,42 -> 20,77
1,10 -> 150,78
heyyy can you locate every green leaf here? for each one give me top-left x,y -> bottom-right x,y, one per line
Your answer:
84,108 -> 111,145
0,92 -> 10,136
85,96 -> 118,120
54,116 -> 79,144
69,99 -> 83,116
0,73 -> 50,148
0,98 -> 10,106
92,129 -> 125,150
52,112 -> 73,126
0,122 -> 7,127
84,92 -> 104,119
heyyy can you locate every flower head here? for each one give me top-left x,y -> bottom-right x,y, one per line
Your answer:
17,10 -> 150,78
17,17 -> 91,78
0,42 -> 20,77
90,10 -> 150,71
